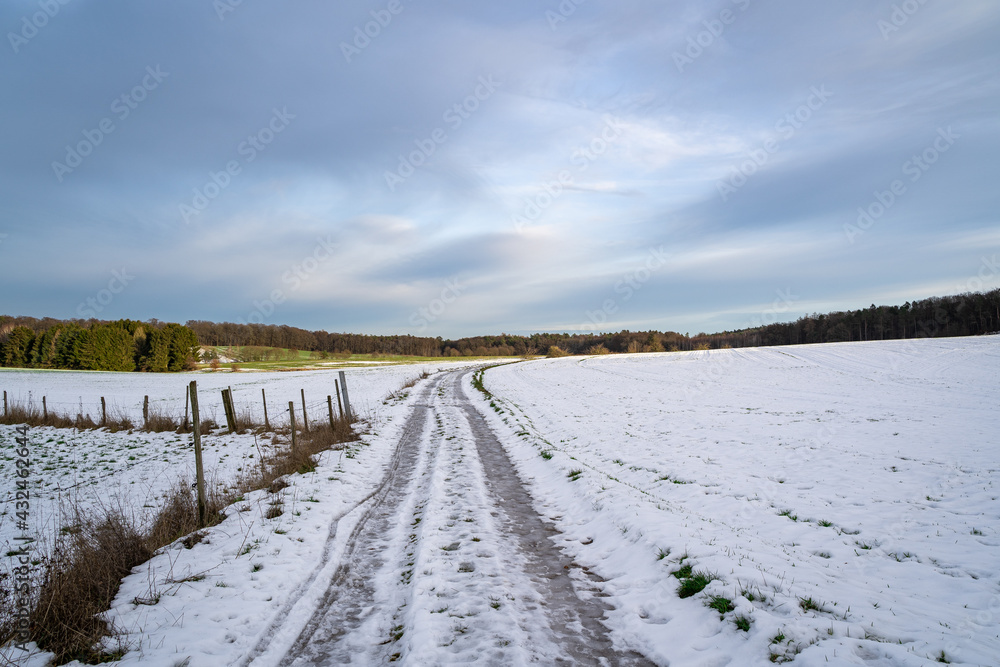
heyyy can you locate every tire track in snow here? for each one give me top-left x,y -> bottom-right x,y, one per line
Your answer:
238,375 -> 443,667
270,369 -> 655,666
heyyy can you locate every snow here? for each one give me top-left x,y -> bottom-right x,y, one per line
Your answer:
472,337 -> 1000,666
2,339 -> 998,666
0,360 -> 485,666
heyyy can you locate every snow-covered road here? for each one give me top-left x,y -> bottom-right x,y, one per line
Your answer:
257,369 -> 652,666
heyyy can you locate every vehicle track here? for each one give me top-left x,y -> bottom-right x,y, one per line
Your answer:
256,369 -> 654,666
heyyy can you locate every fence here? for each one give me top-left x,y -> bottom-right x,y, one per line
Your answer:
0,373 -> 355,434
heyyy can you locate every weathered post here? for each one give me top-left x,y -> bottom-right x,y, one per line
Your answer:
183,390 -> 189,430
288,401 -> 298,454
42,396 -> 47,422
101,397 -> 107,427
262,388 -> 270,430
300,389 -> 309,433
334,380 -> 344,420
222,389 -> 236,432
338,371 -> 352,420
4,390 -> 8,418
189,381 -> 207,528
327,395 -> 335,429
143,395 -> 149,429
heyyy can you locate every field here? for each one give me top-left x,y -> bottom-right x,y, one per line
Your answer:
2,338 -> 998,666
198,346 -> 504,372
477,337 -> 1000,665
0,358 -> 489,656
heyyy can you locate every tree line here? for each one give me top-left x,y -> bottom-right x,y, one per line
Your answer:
0,319 -> 199,372
2,288 -> 997,369
187,288 -> 1000,356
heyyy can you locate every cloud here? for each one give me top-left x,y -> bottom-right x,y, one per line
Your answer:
1,0 -> 998,336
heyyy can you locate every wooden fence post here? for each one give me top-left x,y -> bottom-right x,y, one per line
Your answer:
288,401 -> 298,454
43,396 -> 47,422
327,395 -> 335,429
338,371 -> 352,420
189,381 -> 207,528
300,389 -> 309,433
335,380 -> 344,420
183,390 -> 189,430
143,395 -> 149,429
222,389 -> 236,432
3,390 -> 7,418
262,388 -> 270,430
100,397 -> 107,427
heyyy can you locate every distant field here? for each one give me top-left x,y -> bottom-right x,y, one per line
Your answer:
200,346 -> 504,371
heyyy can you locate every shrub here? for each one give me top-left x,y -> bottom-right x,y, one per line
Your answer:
547,346 -> 569,358
30,511 -> 151,663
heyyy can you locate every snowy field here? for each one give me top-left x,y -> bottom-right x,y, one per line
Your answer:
2,339 -> 998,666
476,336 -> 1000,666
0,360 -> 485,616
0,359 -> 494,428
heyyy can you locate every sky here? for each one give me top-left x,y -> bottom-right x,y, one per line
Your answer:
1,0 -> 998,338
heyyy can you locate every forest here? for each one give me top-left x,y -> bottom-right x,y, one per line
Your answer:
1,288 -> 997,367
189,288 -> 999,356
0,319 -> 199,372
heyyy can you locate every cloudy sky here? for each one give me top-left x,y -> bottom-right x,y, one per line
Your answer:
1,1 -> 998,337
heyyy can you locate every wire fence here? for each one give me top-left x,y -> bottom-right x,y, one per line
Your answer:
0,383 -> 353,433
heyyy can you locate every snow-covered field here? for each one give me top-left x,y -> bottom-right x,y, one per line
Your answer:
0,359 -> 493,428
477,337 -> 1000,666
0,359 -> 486,658
2,339 -> 998,666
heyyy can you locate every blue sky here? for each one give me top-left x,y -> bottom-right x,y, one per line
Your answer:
1,0 -> 998,337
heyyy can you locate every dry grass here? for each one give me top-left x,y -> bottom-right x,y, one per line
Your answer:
0,410 -> 359,663
236,416 -> 356,494
145,482 -> 229,548
0,388 -> 363,662
28,509 -> 151,663
143,404 -> 180,433
103,405 -> 135,433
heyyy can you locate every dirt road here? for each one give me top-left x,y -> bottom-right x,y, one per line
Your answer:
247,369 -> 653,665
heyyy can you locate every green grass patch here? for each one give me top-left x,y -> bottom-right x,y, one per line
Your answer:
677,572 -> 713,599
707,596 -> 734,616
